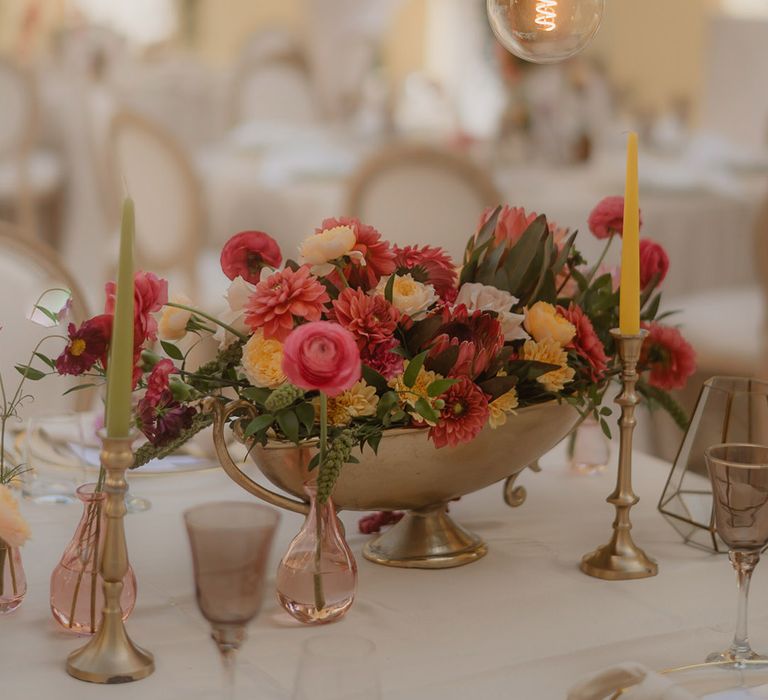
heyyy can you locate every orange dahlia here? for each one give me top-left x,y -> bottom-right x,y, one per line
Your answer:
244,266 -> 330,342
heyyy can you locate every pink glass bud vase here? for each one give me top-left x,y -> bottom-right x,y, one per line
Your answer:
276,483 -> 357,625
0,538 -> 26,614
50,483 -> 137,634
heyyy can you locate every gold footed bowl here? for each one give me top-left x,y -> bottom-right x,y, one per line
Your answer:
210,399 -> 581,569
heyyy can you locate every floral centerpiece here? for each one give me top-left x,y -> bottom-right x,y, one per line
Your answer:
24,199 -> 695,508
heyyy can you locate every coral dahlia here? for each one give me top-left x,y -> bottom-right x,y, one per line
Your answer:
331,287 -> 400,348
428,377 -> 490,448
244,266 -> 330,341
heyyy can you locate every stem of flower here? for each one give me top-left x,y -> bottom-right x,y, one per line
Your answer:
313,394 -> 328,615
164,303 -> 248,343
578,234 -> 615,301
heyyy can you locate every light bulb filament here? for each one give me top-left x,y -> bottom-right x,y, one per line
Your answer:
535,0 -> 558,31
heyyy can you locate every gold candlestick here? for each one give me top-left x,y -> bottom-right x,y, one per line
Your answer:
580,329 -> 658,580
67,432 -> 154,683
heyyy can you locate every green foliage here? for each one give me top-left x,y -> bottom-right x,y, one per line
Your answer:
317,430 -> 356,503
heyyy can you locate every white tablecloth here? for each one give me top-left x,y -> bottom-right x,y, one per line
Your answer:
3,442 -> 763,699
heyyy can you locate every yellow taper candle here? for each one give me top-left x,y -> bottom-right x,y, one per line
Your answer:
105,198 -> 135,437
619,132 -> 641,335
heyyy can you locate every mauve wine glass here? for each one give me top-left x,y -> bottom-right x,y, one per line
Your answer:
184,502 -> 280,699
705,444 -> 768,667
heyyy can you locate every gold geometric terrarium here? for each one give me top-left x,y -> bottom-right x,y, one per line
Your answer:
658,376 -> 768,553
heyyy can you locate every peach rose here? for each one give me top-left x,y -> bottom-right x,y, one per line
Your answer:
158,294 -> 192,341
299,225 -> 362,276
524,301 -> 576,346
282,321 -> 361,397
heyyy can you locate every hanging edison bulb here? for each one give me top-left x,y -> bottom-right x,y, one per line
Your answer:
487,0 -> 605,64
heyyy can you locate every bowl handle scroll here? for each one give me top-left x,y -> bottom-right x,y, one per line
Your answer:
207,398 -> 309,515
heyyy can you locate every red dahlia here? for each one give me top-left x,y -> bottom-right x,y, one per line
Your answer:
428,377 -> 490,448
393,245 -> 458,302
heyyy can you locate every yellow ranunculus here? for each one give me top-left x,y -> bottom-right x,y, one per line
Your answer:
524,301 -> 576,346
241,330 -> 286,389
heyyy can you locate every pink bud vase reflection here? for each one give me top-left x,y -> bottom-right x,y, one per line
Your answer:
50,483 -> 136,634
0,540 -> 26,614
276,483 -> 357,625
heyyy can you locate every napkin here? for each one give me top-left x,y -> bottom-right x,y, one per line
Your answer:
567,662 -> 695,700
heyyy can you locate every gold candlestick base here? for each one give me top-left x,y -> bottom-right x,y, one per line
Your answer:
67,432 -> 154,683
580,329 -> 658,581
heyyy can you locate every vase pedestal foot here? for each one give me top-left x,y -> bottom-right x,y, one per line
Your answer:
363,504 -> 486,569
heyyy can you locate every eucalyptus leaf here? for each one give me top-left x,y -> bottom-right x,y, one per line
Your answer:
295,402 -> 315,433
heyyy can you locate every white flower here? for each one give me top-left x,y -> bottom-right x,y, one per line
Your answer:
455,282 -> 528,341
158,294 -> 192,341
299,225 -> 363,276
213,276 -> 257,348
374,274 -> 438,320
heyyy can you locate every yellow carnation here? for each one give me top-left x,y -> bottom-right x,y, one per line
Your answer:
374,274 -> 438,320
0,485 -> 30,547
524,301 -> 576,346
488,388 -> 519,429
320,380 -> 379,426
241,330 -> 286,388
522,338 -> 575,392
158,294 -> 193,341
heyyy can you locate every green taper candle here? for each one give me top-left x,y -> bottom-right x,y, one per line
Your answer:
105,198 -> 135,437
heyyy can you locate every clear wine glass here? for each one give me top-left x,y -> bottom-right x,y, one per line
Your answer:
291,635 -> 381,700
184,501 -> 280,699
705,443 -> 768,667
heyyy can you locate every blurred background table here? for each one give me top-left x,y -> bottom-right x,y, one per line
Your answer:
1,442 -> 761,699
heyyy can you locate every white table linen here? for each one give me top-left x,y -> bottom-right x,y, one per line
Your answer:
3,441 -> 766,699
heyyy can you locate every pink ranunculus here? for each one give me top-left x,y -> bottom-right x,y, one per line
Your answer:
587,196 -> 643,240
105,270 -> 168,348
282,321 -> 361,397
640,322 -> 696,391
639,238 -> 669,290
220,231 -> 282,285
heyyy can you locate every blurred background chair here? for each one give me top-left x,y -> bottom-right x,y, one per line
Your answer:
346,143 -> 501,260
0,222 -> 93,416
228,41 -> 316,127
0,57 -> 62,244
107,109 -> 222,304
